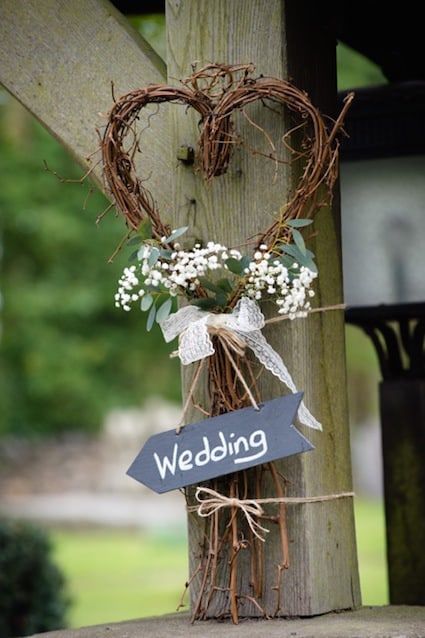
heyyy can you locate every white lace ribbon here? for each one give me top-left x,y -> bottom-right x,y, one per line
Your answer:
159,297 -> 322,431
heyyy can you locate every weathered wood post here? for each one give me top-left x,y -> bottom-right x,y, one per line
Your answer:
167,0 -> 360,616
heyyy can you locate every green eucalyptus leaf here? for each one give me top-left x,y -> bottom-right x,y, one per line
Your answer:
299,248 -> 318,272
148,247 -> 160,267
240,255 -> 251,271
146,303 -> 157,331
225,257 -> 244,275
199,277 -> 234,295
193,298 -> 217,310
137,245 -> 148,261
140,293 -> 153,311
292,228 -> 307,255
296,253 -> 311,268
279,254 -> 296,269
215,291 -> 228,308
281,244 -> 317,273
304,257 -> 318,274
198,277 -> 222,294
280,243 -> 301,260
165,226 -> 189,243
286,219 -> 313,228
156,297 -> 173,323
159,248 -> 173,259
128,250 -> 139,262
216,278 -> 233,293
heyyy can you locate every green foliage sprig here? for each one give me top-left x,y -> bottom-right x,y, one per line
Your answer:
116,220 -> 318,330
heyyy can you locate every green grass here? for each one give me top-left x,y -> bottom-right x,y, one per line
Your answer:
51,498 -> 388,628
51,529 -> 188,628
354,499 -> 389,605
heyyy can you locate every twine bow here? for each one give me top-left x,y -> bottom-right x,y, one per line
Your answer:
159,296 -> 322,431
190,486 -> 356,542
194,486 -> 270,542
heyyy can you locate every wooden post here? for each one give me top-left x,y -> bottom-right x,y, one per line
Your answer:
346,305 -> 425,605
380,379 -> 425,604
167,0 -> 361,616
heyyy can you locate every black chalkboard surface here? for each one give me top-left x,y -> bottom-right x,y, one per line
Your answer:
127,393 -> 314,493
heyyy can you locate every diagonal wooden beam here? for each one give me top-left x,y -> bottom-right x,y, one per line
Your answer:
0,0 -> 169,200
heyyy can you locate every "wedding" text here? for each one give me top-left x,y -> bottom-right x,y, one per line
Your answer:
153,429 -> 268,480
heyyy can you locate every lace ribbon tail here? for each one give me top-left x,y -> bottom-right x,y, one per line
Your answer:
294,401 -> 322,431
243,331 -> 322,431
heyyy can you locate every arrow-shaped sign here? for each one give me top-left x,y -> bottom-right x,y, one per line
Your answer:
127,393 -> 314,494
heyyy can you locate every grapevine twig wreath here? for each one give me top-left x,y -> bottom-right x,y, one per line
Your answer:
100,64 -> 354,622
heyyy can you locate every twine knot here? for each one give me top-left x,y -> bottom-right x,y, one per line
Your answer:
194,486 -> 269,542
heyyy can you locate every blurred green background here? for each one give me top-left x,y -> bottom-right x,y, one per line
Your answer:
0,13 -> 388,630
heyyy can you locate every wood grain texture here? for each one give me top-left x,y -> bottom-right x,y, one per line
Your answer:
0,0 -> 169,204
166,0 -> 361,616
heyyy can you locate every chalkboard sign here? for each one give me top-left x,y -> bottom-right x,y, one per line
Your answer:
127,393 -> 314,493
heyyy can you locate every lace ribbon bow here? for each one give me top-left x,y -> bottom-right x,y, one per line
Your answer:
159,296 -> 321,431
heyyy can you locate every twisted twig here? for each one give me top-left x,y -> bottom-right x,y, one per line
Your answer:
100,63 -> 353,247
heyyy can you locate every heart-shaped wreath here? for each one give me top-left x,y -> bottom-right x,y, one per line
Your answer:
101,63 -> 351,237
100,64 -> 353,622
101,63 -> 351,416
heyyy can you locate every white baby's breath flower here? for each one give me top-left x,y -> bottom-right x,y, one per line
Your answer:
243,249 -> 317,319
115,234 -> 318,320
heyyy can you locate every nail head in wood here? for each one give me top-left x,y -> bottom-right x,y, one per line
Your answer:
177,145 -> 195,164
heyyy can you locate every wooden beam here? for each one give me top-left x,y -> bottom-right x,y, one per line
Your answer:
0,0 -> 169,201
166,0 -> 361,617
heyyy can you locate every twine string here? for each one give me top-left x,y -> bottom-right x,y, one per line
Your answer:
264,302 -> 346,325
217,335 -> 260,411
176,358 -> 206,434
189,486 -> 355,542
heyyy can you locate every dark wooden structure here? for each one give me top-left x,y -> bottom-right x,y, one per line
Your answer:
346,305 -> 425,604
